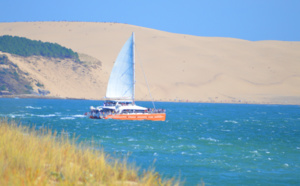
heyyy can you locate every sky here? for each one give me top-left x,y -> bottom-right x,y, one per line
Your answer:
0,0 -> 299,41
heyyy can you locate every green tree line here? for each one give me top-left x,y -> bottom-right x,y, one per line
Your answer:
0,35 -> 80,62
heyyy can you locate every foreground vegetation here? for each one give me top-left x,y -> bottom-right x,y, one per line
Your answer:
0,35 -> 80,62
0,119 -> 179,185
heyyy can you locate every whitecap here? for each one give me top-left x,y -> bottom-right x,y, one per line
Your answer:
60,117 -> 75,120
250,150 -> 258,154
153,152 -> 158,156
145,146 -> 154,150
189,145 -> 196,148
133,145 -> 140,149
72,114 -> 85,118
9,114 -> 25,118
224,120 -> 238,124
37,114 -> 56,117
128,138 -> 136,141
199,137 -> 219,142
26,106 -> 41,109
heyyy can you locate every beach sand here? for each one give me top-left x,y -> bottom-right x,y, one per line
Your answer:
0,22 -> 300,104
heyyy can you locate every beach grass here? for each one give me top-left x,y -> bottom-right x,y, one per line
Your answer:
0,119 -> 179,185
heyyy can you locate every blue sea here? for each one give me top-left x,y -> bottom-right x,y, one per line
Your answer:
0,98 -> 300,185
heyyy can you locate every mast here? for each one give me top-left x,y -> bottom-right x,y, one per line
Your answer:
132,32 -> 135,104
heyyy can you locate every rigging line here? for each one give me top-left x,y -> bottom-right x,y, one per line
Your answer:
135,42 -> 156,109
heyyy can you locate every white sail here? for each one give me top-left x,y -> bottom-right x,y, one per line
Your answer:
106,33 -> 135,100
88,32 -> 165,121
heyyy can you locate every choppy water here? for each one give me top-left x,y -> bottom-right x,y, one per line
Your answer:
1,98 -> 300,185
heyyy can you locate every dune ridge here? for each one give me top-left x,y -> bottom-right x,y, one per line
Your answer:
0,22 -> 300,104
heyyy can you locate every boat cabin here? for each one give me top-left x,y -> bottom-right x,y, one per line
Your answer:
104,100 -> 133,107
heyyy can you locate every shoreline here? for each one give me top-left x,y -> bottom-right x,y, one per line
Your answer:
1,94 -> 299,106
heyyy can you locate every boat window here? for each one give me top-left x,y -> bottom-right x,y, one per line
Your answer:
135,110 -> 145,113
120,109 -> 147,114
118,101 -> 132,106
121,109 -> 129,114
102,108 -> 115,112
104,101 -> 117,106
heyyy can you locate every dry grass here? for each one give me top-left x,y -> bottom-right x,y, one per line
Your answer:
0,119 -> 179,185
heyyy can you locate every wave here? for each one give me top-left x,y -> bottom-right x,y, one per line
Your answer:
8,114 -> 25,118
60,117 -> 75,120
72,114 -> 85,118
224,120 -> 238,124
128,138 -> 137,142
26,106 -> 42,109
199,137 -> 219,142
221,129 -> 231,132
36,114 -> 56,117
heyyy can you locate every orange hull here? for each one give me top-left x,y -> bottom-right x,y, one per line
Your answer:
104,113 -> 166,121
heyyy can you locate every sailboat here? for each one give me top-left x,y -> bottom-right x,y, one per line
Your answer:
88,33 -> 166,121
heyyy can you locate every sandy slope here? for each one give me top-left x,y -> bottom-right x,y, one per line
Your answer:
0,22 -> 300,104
0,51 -> 103,99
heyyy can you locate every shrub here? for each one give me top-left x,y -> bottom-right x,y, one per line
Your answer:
0,35 -> 80,62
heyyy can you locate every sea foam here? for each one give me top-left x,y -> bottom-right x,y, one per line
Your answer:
26,106 -> 42,109
60,117 -> 75,120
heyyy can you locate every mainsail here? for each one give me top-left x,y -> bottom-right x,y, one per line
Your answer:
88,32 -> 166,121
106,33 -> 135,100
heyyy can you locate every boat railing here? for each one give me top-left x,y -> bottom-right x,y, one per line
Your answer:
90,108 -> 165,118
146,108 -> 166,113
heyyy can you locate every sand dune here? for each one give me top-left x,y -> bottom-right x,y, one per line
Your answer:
0,22 -> 300,104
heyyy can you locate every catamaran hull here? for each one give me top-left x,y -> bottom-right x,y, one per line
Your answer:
105,113 -> 166,121
88,113 -> 166,121
89,115 -> 103,119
